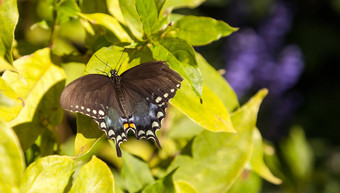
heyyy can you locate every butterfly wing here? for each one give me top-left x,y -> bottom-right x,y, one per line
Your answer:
120,61 -> 183,147
60,74 -> 128,156
60,61 -> 183,157
121,61 -> 183,104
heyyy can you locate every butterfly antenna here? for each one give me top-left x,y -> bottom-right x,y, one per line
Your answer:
115,48 -> 128,73
95,68 -> 109,76
95,55 -> 110,72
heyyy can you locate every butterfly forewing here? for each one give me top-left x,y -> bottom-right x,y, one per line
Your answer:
60,61 -> 183,157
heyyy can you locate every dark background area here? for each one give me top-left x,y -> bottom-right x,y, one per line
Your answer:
188,0 -> 340,144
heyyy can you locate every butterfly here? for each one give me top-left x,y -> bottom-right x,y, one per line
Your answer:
60,61 -> 183,157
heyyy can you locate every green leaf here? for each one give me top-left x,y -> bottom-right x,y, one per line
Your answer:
154,0 -> 166,13
168,89 -> 267,193
13,80 -> 65,151
13,123 -> 44,151
142,169 -> 177,193
0,77 -> 23,121
79,0 -> 108,13
107,0 -> 126,24
20,155 -> 76,193
69,156 -> 114,193
174,181 -> 197,193
0,0 -> 18,63
169,16 -> 238,46
0,56 -> 17,72
61,62 -> 86,85
0,121 -> 25,193
161,0 -> 205,13
226,172 -> 262,193
119,0 -> 144,40
2,48 -> 66,127
196,53 -> 239,112
249,128 -> 282,184
86,45 -> 154,74
281,126 -> 314,180
40,130 -> 56,156
171,80 -> 235,132
86,45 -> 129,74
121,153 -> 155,192
150,37 -> 203,97
56,0 -> 80,24
135,0 -> 158,37
74,114 -> 103,157
78,13 -> 132,42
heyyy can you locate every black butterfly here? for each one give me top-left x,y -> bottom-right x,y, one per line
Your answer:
60,61 -> 183,157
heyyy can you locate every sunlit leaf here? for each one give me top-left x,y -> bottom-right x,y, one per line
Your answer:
162,0 -> 205,11
150,37 -> 203,97
61,62 -> 86,85
2,48 -> 66,127
135,0 -> 158,36
169,16 -> 238,46
69,156 -> 114,193
196,53 -> 239,112
119,0 -> 144,40
74,114 -> 103,157
56,0 -> 80,24
78,13 -> 132,42
0,56 -> 17,72
107,0 -> 126,24
0,121 -> 25,193
226,171 -> 262,193
168,89 -> 267,193
0,0 -> 18,63
250,128 -> 282,184
20,155 -> 75,193
171,80 -> 235,133
175,181 -> 198,193
0,77 -> 23,121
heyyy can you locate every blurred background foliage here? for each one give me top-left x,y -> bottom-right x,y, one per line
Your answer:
3,0 -> 339,192
188,0 -> 340,192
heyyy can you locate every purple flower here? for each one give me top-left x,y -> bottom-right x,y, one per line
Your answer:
223,1 -> 304,139
224,2 -> 304,98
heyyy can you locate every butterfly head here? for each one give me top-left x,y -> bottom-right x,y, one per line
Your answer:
110,69 -> 118,77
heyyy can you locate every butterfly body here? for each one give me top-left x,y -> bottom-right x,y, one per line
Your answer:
60,61 -> 183,156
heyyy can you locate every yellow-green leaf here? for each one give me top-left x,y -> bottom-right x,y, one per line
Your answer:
0,120 -> 25,193
175,181 -> 197,193
107,0 -> 126,24
0,77 -> 23,121
78,13 -> 132,42
20,155 -> 75,193
74,114 -> 103,157
119,0 -> 144,40
2,48 -> 65,126
169,16 -> 238,46
168,89 -> 267,193
249,128 -> 282,184
171,80 -> 235,133
0,0 -> 18,63
0,56 -> 17,72
69,156 -> 114,193
196,53 -> 239,112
